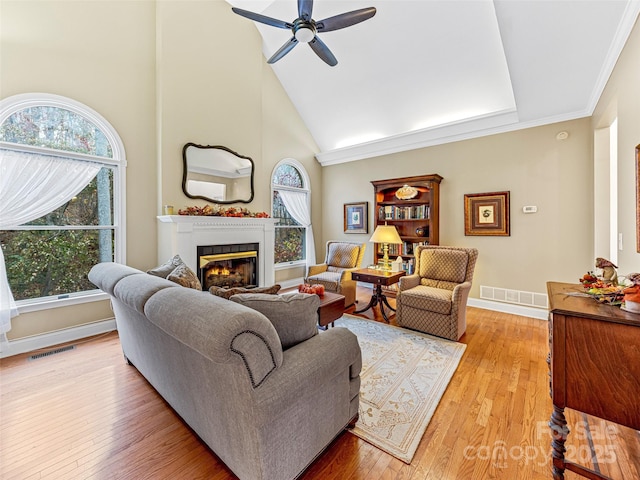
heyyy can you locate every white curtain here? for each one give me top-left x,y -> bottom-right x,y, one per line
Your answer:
278,189 -> 316,269
0,149 -> 101,347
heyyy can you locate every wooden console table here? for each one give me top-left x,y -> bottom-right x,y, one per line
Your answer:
547,282 -> 640,480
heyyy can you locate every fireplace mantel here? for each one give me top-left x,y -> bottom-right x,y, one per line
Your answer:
157,215 -> 277,287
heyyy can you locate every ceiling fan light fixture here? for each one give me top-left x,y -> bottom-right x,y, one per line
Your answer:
294,25 -> 315,43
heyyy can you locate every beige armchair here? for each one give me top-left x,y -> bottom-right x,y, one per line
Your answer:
305,241 -> 366,307
396,245 -> 478,341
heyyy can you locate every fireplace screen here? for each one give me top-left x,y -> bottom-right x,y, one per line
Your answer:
198,243 -> 258,291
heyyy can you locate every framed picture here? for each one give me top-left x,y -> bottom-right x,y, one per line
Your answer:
464,191 -> 510,236
344,202 -> 368,234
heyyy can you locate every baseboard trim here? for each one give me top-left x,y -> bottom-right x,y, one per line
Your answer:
0,318 -> 117,358
467,298 -> 548,320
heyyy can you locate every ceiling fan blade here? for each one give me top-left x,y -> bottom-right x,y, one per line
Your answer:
231,7 -> 292,29
298,0 -> 313,21
308,36 -> 337,66
267,37 -> 299,64
316,7 -> 376,32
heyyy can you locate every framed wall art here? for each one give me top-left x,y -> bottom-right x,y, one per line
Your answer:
464,191 -> 510,236
344,202 -> 368,234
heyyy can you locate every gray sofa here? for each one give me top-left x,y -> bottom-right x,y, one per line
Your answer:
89,262 -> 362,480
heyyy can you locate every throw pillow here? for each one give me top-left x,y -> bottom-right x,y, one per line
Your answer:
147,254 -> 185,278
167,263 -> 202,290
209,284 -> 281,300
230,293 -> 319,349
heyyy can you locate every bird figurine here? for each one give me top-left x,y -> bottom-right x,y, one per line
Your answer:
595,257 -> 618,285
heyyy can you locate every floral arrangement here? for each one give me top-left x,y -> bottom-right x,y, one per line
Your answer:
178,205 -> 270,218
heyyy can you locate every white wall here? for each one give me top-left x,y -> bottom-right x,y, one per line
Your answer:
592,16 -> 640,274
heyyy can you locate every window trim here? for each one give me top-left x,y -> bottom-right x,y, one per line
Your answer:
0,93 -> 127,312
271,159 -> 311,267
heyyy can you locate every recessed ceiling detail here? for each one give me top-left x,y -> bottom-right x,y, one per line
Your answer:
227,0 -> 640,165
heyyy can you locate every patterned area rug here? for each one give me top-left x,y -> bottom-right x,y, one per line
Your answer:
334,315 -> 466,463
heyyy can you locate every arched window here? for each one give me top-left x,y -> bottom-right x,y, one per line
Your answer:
271,160 -> 314,266
0,93 -> 126,320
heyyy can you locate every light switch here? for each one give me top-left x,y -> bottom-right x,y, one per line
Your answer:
522,206 -> 537,213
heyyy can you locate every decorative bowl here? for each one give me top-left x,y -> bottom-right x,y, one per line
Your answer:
395,185 -> 418,200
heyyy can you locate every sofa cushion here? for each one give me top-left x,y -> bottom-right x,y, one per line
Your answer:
167,263 -> 202,290
230,293 -> 319,349
401,285 -> 453,315
419,249 -> 469,283
327,243 -> 359,268
209,284 -> 281,300
147,254 -> 185,278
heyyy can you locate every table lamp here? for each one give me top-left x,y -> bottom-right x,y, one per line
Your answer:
369,224 -> 402,270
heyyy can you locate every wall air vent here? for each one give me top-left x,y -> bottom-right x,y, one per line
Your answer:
480,286 -> 548,309
29,345 -> 75,361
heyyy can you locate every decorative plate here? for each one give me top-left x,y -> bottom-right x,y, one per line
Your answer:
395,184 -> 418,200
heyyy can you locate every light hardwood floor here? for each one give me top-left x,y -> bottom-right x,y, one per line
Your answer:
1,287 -> 638,480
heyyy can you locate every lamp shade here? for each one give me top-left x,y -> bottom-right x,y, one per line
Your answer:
369,224 -> 402,244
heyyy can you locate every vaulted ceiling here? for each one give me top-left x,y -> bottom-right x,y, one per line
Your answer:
227,0 -> 640,165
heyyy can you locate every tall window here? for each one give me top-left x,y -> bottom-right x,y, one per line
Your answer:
271,161 -> 312,265
0,94 -> 125,305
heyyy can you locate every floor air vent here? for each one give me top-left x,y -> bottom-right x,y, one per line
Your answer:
29,345 -> 75,361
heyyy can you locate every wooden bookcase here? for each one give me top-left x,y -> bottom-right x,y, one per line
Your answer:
371,174 -> 442,272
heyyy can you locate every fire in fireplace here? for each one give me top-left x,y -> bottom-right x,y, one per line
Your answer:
197,243 -> 258,291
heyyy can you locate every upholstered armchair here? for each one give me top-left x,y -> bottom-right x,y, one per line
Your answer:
396,245 -> 478,341
305,241 -> 366,307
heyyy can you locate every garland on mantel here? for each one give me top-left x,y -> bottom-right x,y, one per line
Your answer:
178,205 -> 270,218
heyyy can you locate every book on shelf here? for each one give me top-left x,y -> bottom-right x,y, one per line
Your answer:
412,241 -> 429,252
377,241 -> 429,257
377,205 -> 430,220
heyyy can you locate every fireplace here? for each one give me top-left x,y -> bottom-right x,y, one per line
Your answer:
157,215 -> 276,288
197,243 -> 258,291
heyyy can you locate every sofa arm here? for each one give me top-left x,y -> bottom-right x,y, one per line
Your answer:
144,287 -> 284,383
399,274 -> 420,291
252,327 -> 361,421
307,263 -> 328,277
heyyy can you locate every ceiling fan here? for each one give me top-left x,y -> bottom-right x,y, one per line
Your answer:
231,0 -> 376,66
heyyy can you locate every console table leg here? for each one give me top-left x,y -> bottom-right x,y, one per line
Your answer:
549,404 -> 569,480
